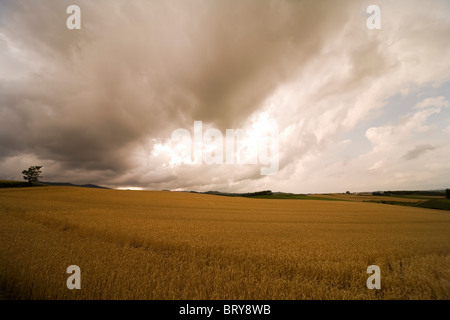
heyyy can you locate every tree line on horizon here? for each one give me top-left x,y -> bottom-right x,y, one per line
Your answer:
2,166 -> 450,200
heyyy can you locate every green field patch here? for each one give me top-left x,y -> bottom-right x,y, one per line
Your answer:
364,198 -> 450,212
246,194 -> 344,201
415,199 -> 450,211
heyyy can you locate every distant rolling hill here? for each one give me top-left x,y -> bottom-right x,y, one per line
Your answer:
41,182 -> 110,189
0,180 -> 109,189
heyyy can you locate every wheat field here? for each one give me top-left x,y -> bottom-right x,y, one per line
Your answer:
0,186 -> 449,299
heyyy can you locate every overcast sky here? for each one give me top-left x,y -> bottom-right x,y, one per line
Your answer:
1,0 -> 450,193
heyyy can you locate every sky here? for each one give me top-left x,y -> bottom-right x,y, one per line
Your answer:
0,0 -> 449,193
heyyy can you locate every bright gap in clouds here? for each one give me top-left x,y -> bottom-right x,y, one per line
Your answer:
116,187 -> 144,191
145,110 -> 278,170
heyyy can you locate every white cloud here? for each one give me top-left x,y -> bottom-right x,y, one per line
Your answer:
413,96 -> 449,109
444,123 -> 450,134
369,160 -> 384,171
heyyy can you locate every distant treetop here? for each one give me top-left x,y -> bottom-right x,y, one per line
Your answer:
22,166 -> 43,185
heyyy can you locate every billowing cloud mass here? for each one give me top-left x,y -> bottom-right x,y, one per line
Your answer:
1,0 -> 450,192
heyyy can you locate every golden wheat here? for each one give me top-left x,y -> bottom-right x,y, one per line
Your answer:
0,187 -> 449,299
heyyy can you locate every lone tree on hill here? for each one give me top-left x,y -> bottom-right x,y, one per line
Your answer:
22,166 -> 43,185
446,188 -> 450,199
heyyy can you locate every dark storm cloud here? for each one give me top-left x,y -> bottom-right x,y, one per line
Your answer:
0,0 -> 355,184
